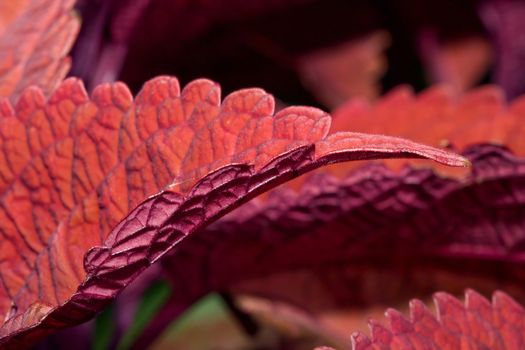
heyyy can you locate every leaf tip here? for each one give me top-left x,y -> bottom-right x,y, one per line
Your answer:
461,157 -> 472,168
438,152 -> 471,168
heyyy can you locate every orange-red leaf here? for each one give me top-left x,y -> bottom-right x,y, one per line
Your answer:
0,76 -> 464,348
331,85 -> 525,178
0,0 -> 79,102
349,290 -> 525,350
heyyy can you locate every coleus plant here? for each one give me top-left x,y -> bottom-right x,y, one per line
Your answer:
1,1 -> 525,350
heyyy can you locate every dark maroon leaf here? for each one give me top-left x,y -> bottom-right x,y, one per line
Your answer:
120,144 -> 525,348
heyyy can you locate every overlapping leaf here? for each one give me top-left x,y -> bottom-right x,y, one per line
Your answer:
0,0 -> 79,102
0,76 -> 464,348
118,87 -> 525,347
113,143 -> 522,348
319,85 -> 525,184
333,85 -> 525,156
346,289 -> 525,349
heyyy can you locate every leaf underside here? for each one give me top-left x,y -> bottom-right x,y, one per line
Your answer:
0,76 -> 464,348
122,84 -> 525,347
117,143 -> 523,348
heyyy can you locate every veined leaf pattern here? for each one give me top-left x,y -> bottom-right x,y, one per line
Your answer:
0,76 -> 464,348
0,0 -> 79,102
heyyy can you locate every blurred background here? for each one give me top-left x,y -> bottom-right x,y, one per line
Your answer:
71,0 -> 525,112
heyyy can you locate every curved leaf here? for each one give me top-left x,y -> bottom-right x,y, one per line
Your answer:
326,85 -> 525,185
348,289 -> 525,349
333,85 -> 525,155
86,85 -> 525,349
123,143 -> 525,348
0,76 -> 464,348
0,0 -> 79,102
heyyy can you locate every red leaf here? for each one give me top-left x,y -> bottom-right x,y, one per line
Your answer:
0,0 -> 79,102
0,76 -> 464,348
121,143 -> 523,348
348,290 -> 525,350
331,85 -> 525,179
